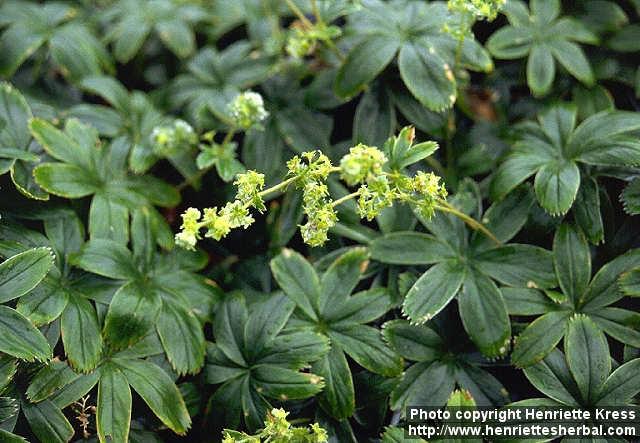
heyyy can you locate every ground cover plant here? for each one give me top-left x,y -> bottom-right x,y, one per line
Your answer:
0,0 -> 640,441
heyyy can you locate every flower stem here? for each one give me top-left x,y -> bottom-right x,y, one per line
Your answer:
285,0 -> 314,28
434,200 -> 501,246
258,175 -> 301,198
331,190 -> 361,208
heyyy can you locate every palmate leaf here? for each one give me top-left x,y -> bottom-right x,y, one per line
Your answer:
206,292 -> 326,430
335,0 -> 488,111
512,247 -> 640,368
382,319 -> 508,412
487,0 -> 597,95
492,106 -> 640,216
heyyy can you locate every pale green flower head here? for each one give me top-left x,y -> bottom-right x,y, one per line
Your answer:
228,91 -> 269,130
340,144 -> 387,186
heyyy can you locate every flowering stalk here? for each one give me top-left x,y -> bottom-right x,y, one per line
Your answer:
175,127 -> 500,250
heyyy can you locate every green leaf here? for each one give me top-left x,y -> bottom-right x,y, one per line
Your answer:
250,365 -> 324,400
97,364 -> 131,443
324,288 -> 391,326
116,358 -> 191,435
403,261 -> 465,323
0,305 -> 52,362
74,239 -> 138,280
621,178 -> 640,215
398,42 -> 456,112
204,343 -> 245,385
565,315 -> 610,404
79,76 -> 130,112
512,310 -> 571,368
486,26 -> 532,59
390,361 -> 454,411
568,111 -> 640,159
548,39 -> 594,85
553,224 -> 591,304
620,269 -> 640,296
454,365 -> 509,407
0,25 -> 46,77
471,186 -> 534,252
527,44 -> 555,96
353,84 -> 396,147
270,249 -> 320,320
501,288 -> 558,315
596,358 -> 640,405
156,298 -> 205,375
243,293 -> 294,361
29,118 -> 89,168
382,319 -> 442,362
534,160 -> 580,215
489,151 -> 548,201
370,232 -> 455,265
0,248 -> 54,303
103,282 -> 161,349
523,348 -> 581,406
61,296 -> 102,372
113,20 -> 151,63
0,397 -> 19,423
89,194 -> 129,245
474,244 -> 556,289
329,325 -> 403,377
213,293 -> 248,367
531,0 -> 560,24
257,330 -> 329,369
335,35 -> 400,98
21,400 -> 73,443
588,307 -> 640,348
312,346 -> 354,419
49,371 -> 99,410
26,361 -> 80,403
0,82 -> 33,151
319,247 -> 368,314
582,249 -> 640,309
459,271 -> 511,358
0,430 -> 27,443
574,176 -> 604,243
155,19 -> 194,58
0,355 -> 17,391
33,163 -> 100,198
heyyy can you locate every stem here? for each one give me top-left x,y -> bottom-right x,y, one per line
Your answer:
285,0 -> 313,28
257,175 -> 301,198
435,200 -> 501,246
177,129 -> 236,192
445,38 -> 465,186
331,190 -> 361,208
311,0 -> 321,24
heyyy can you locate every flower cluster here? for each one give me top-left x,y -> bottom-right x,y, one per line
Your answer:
285,23 -> 342,59
175,127 -> 449,250
228,91 -> 269,130
150,119 -> 198,156
445,0 -> 505,40
222,408 -> 327,442
174,170 -> 266,249
340,144 -> 387,186
288,151 -> 338,247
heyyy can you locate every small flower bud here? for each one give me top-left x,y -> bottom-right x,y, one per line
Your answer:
228,91 -> 269,130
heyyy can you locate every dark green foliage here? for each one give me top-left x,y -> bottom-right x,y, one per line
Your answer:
0,0 -> 639,442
